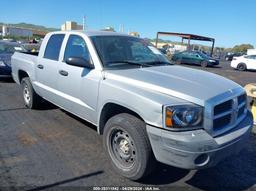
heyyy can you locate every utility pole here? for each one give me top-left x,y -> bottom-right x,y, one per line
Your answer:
83,15 -> 86,31
119,24 -> 124,32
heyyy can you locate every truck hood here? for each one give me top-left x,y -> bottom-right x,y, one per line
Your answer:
105,65 -> 242,106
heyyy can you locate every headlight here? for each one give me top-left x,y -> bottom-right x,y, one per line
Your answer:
164,104 -> 203,130
0,60 -> 5,67
209,60 -> 216,62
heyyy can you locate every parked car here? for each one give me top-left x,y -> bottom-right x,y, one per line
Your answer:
11,31 -> 253,180
172,50 -> 219,67
231,54 -> 256,71
157,47 -> 167,55
225,52 -> 244,61
0,41 -> 25,77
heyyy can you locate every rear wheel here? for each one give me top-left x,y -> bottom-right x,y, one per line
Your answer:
237,63 -> 247,71
21,77 -> 41,109
103,113 -> 156,180
201,60 -> 208,67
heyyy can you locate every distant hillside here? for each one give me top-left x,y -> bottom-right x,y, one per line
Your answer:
0,22 -> 59,32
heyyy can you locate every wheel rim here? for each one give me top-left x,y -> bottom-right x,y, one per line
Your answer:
109,128 -> 136,169
201,61 -> 207,67
23,85 -> 30,105
238,65 -> 245,70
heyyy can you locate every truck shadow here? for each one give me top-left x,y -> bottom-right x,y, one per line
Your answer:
143,134 -> 256,190
0,77 -> 14,83
60,109 -> 98,132
141,163 -> 190,185
38,100 -> 58,110
27,170 -> 104,191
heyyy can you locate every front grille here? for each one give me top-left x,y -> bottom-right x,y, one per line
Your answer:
213,93 -> 247,131
238,105 -> 246,118
238,94 -> 246,105
214,100 -> 232,115
213,114 -> 231,129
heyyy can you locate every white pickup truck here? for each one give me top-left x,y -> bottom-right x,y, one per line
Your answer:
11,31 -> 253,180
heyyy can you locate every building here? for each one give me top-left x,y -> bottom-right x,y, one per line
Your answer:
61,21 -> 83,31
2,25 -> 33,37
101,26 -> 115,32
129,32 -> 140,37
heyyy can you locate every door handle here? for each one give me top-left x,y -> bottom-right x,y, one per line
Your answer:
59,70 -> 68,76
37,64 -> 44,69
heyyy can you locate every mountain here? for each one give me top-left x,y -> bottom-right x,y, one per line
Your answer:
0,22 -> 59,32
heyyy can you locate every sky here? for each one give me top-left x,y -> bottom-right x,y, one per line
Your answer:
1,0 -> 255,48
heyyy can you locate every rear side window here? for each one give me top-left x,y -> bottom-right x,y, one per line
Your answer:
44,34 -> 65,61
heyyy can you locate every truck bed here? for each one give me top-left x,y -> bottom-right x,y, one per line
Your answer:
11,51 -> 38,84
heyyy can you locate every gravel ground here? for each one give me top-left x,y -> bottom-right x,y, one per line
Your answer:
0,61 -> 255,191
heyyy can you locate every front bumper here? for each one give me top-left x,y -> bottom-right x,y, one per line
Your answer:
147,111 -> 253,169
208,60 -> 219,66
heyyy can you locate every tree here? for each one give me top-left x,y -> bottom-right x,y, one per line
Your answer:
232,44 -> 254,53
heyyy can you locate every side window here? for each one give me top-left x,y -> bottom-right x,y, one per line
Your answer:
64,35 -> 90,62
44,34 -> 65,61
245,55 -> 256,59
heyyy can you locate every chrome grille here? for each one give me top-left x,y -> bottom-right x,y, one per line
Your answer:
213,93 -> 247,131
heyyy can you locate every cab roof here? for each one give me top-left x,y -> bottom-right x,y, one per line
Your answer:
48,30 -> 132,37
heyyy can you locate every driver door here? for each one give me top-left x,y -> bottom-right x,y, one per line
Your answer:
57,34 -> 101,122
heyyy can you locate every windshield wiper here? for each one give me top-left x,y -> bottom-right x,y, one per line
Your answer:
144,61 -> 173,66
105,60 -> 151,67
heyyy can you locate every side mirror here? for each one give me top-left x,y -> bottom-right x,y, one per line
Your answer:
66,57 -> 94,69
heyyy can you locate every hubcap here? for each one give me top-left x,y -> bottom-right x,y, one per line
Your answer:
23,85 -> 30,104
110,129 -> 136,168
239,65 -> 244,70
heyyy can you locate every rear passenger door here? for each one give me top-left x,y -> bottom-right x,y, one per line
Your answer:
35,34 -> 65,102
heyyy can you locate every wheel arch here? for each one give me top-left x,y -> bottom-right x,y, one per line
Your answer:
18,70 -> 30,83
98,102 -> 145,135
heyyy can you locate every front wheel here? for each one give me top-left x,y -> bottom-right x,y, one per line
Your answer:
103,113 -> 156,180
21,77 -> 41,109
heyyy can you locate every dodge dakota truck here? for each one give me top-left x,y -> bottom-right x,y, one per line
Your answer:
11,31 -> 253,180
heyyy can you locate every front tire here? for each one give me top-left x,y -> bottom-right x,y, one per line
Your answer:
21,77 -> 41,109
103,113 -> 155,180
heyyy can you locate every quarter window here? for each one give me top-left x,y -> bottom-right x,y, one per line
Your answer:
44,34 -> 65,61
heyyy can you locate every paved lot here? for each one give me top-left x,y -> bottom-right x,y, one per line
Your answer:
0,61 -> 256,191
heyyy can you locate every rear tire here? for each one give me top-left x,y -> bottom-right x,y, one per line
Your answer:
201,60 -> 208,67
103,113 -> 156,180
237,63 -> 247,71
21,77 -> 41,109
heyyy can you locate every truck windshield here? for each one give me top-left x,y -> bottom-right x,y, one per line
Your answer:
90,35 -> 171,69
